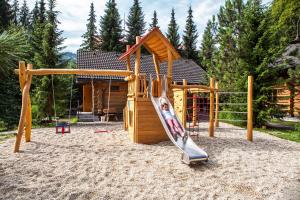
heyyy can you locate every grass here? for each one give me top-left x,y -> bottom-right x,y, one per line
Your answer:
256,128 -> 300,143
270,118 -> 299,128
0,133 -> 15,143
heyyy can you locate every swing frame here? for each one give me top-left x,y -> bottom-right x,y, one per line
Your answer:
14,61 -> 132,152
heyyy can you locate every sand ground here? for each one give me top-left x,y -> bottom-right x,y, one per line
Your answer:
0,122 -> 299,200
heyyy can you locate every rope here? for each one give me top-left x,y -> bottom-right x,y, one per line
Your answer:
106,77 -> 112,122
92,78 -> 94,122
51,75 -> 57,125
214,111 -> 247,114
68,75 -> 73,123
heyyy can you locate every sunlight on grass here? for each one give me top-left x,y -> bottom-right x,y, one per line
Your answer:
0,133 -> 15,143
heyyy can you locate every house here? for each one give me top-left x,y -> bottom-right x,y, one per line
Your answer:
270,37 -> 300,117
76,50 -> 207,117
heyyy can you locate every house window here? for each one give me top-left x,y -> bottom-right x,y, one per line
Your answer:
111,86 -> 120,91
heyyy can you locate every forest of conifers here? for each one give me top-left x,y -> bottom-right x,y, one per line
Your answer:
0,0 -> 299,130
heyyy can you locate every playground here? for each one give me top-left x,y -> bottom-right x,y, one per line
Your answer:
0,122 -> 299,200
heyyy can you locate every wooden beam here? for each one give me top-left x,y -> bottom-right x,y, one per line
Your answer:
25,64 -> 32,142
15,69 -> 132,76
247,76 -> 253,141
215,81 -> 219,128
171,84 -> 210,91
135,36 -> 141,98
192,94 -> 197,127
209,78 -> 215,137
152,53 -> 160,80
167,49 -> 173,78
182,79 -> 187,128
126,45 -> 131,71
14,66 -> 33,152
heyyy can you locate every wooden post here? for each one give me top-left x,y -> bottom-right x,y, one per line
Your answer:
215,81 -> 219,127
209,78 -> 215,137
192,93 -> 197,127
167,49 -> 173,98
153,54 -> 161,96
15,64 -> 33,152
126,45 -> 131,71
182,79 -> 187,128
247,76 -> 253,141
135,36 -> 141,98
25,64 -> 33,142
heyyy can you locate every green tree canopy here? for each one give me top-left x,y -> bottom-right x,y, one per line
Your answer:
81,2 -> 98,50
166,8 -> 180,50
99,0 -> 123,51
126,0 -> 145,45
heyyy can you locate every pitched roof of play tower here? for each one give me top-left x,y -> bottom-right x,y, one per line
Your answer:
119,28 -> 181,62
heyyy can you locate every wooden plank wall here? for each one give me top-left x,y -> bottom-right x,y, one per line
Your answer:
135,98 -> 169,144
83,85 -> 92,112
274,85 -> 300,116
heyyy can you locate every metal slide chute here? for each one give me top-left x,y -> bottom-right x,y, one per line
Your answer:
149,75 -> 208,164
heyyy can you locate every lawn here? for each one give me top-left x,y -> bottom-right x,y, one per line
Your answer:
256,128 -> 300,143
0,133 -> 15,143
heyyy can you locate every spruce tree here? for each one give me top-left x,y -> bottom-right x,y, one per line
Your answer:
81,2 -> 98,50
99,0 -> 123,51
182,6 -> 198,61
126,0 -> 145,44
30,1 -> 39,27
199,15 -> 217,74
38,0 -> 46,24
33,0 -> 67,120
149,10 -> 158,30
166,8 -> 180,50
0,0 -> 12,31
19,0 -> 30,28
11,0 -> 19,25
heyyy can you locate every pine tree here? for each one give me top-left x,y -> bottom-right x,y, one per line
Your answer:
199,15 -> 217,74
149,10 -> 158,30
166,8 -> 180,50
19,0 -> 30,28
182,6 -> 199,61
33,0 -> 67,120
30,1 -> 39,27
0,0 -> 12,31
99,0 -> 123,51
38,0 -> 46,24
126,0 -> 145,44
81,2 -> 98,50
11,0 -> 19,25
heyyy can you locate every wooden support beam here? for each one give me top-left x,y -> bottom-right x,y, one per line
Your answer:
15,69 -> 132,76
209,78 -> 215,137
135,36 -> 141,98
126,45 -> 131,71
192,94 -> 197,127
152,53 -> 160,80
182,79 -> 187,128
215,81 -> 219,128
247,76 -> 253,141
167,49 -> 173,78
15,64 -> 33,152
25,64 -> 32,142
172,84 -> 210,91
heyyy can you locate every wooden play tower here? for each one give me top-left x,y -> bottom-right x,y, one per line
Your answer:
120,28 -> 181,144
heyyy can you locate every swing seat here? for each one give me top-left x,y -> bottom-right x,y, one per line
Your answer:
55,122 -> 70,135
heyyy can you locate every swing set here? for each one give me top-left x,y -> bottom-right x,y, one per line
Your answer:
14,61 -> 132,152
51,74 -> 73,135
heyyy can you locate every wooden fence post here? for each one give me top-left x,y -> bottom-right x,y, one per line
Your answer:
182,79 -> 187,128
209,78 -> 215,137
15,63 -> 33,152
25,64 -> 32,142
134,36 -> 141,98
192,94 -> 197,127
215,81 -> 219,127
247,76 -> 253,141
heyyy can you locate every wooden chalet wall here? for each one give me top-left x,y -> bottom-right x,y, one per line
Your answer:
82,81 -> 128,114
273,85 -> 300,116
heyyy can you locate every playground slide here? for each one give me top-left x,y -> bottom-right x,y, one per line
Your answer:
150,76 -> 208,164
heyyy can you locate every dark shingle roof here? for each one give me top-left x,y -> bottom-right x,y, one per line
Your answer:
76,50 -> 207,84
